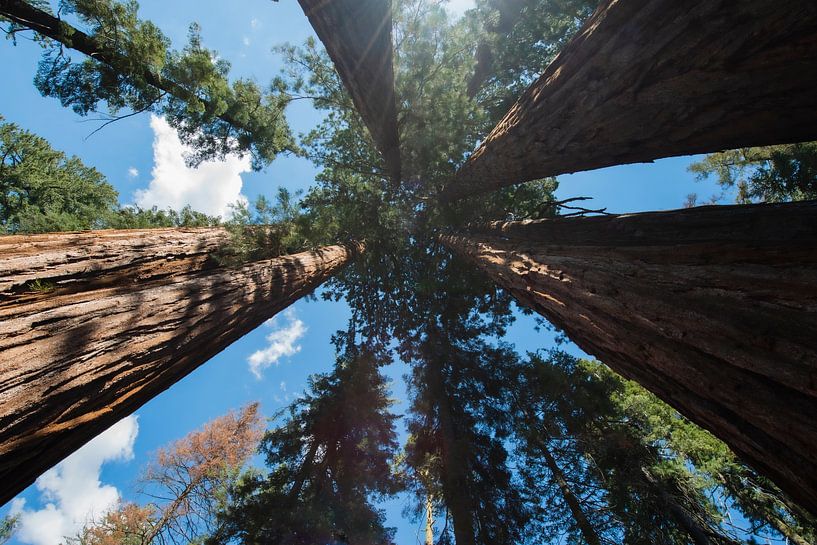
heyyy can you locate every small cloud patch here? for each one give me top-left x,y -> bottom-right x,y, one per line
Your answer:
11,416 -> 139,545
133,115 -> 249,219
248,309 -> 306,379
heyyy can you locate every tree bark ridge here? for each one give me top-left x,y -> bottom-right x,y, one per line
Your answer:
297,0 -> 401,183
440,201 -> 817,514
443,0 -> 817,201
0,235 -> 360,506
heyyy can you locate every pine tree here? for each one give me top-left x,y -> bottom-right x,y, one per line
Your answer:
0,0 -> 295,169
211,336 -> 400,545
73,404 -> 264,545
0,116 -> 118,232
688,142 -> 817,203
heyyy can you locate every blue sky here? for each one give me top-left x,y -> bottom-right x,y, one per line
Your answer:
1,1 -> 732,544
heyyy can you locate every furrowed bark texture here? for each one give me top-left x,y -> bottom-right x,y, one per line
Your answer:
297,0 -> 401,183
0,227 -> 228,294
0,0 -> 261,139
440,201 -> 817,514
0,236 -> 359,506
443,0 -> 817,201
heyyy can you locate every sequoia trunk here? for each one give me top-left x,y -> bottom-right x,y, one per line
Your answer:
0,227 -> 228,293
297,0 -> 401,183
0,233 -> 360,505
440,201 -> 817,514
443,0 -> 817,200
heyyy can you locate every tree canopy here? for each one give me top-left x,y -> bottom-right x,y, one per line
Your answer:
689,143 -> 817,203
1,0 -> 295,169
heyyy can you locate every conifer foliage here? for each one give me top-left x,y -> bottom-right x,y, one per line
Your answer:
211,334 -> 400,545
0,0 -> 295,169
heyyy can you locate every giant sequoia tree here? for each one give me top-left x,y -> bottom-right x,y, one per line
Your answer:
3,0 -> 817,540
443,0 -> 817,200
0,232 -> 361,505
441,202 -> 817,513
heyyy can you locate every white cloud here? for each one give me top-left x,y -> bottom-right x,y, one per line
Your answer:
248,309 -> 306,379
242,36 -> 251,47
445,0 -> 476,18
127,167 -> 139,179
133,115 -> 250,219
11,416 -> 139,545
250,18 -> 260,30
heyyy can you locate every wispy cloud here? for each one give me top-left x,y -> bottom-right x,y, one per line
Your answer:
11,416 -> 139,545
248,309 -> 306,379
127,167 -> 139,179
133,115 -> 249,219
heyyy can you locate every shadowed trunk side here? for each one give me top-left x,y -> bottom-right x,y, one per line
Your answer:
443,0 -> 817,200
440,201 -> 817,514
297,0 -> 401,183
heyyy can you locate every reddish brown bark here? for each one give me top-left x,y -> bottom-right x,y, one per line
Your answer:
297,0 -> 401,183
0,232 -> 360,506
0,227 -> 228,294
443,0 -> 817,201
440,200 -> 817,514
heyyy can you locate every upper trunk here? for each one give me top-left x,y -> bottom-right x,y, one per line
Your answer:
0,231 -> 360,506
442,0 -> 817,200
0,227 -> 228,294
426,340 -> 477,545
537,441 -> 602,545
297,0 -> 401,183
440,200 -> 817,515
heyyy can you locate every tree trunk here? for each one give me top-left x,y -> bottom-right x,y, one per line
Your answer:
639,467 -> 714,545
537,442 -> 601,545
0,233 -> 360,506
440,200 -> 817,515
442,0 -> 817,201
425,494 -> 435,545
297,0 -> 401,183
767,515 -> 811,545
0,0 -> 260,139
426,342 -> 477,545
0,227 -> 228,294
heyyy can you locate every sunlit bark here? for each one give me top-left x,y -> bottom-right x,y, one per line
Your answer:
0,230 -> 361,506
